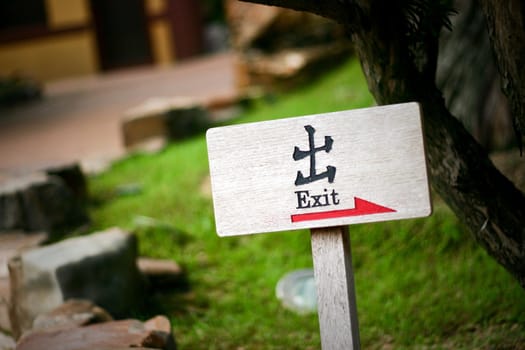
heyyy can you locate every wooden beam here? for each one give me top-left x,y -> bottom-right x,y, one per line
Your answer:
311,226 -> 360,350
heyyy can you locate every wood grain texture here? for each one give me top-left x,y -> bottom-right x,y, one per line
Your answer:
311,226 -> 360,350
206,102 -> 431,236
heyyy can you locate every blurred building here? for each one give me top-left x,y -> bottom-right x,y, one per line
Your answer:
0,0 -> 204,82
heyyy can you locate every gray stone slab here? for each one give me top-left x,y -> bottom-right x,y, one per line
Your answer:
0,172 -> 88,233
9,228 -> 144,337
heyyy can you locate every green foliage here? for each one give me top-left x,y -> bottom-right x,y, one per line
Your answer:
88,58 -> 525,349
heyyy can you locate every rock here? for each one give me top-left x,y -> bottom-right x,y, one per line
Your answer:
137,258 -> 186,289
0,331 -> 15,350
0,231 -> 48,332
144,315 -> 172,334
164,101 -> 208,140
204,92 -> 244,122
143,315 -> 175,350
225,0 -> 350,90
0,173 -> 88,233
122,97 -> 209,150
248,45 -> 345,79
80,157 -> 113,176
226,1 -> 343,51
17,316 -> 176,350
0,191 -> 22,231
45,163 -> 88,203
8,228 -> 144,338
121,99 -> 168,149
32,299 -> 113,332
242,44 -> 350,88
0,74 -> 41,108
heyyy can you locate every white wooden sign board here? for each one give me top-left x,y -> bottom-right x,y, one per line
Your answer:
207,102 -> 432,237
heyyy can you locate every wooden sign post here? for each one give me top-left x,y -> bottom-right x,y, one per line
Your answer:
311,225 -> 360,349
206,102 -> 432,349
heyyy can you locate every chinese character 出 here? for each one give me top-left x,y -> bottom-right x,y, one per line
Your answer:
293,125 -> 336,186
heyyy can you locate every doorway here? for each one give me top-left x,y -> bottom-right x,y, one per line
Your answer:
90,0 -> 152,71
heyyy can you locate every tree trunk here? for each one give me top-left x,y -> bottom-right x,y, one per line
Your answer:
437,0 -> 513,150
241,0 -> 525,288
479,0 -> 525,151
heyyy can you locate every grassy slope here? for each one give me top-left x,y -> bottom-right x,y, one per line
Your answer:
89,59 -> 525,349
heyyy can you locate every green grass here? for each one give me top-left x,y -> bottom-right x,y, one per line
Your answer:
88,58 -> 525,349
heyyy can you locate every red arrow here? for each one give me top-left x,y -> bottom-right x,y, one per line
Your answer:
291,197 -> 396,223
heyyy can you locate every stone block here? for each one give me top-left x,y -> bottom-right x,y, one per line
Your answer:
16,316 -> 176,350
0,173 -> 88,233
225,0 -> 344,51
8,228 -> 144,338
164,101 -> 209,140
45,163 -> 88,203
32,299 -> 113,332
137,257 -> 186,289
122,97 -> 210,150
121,104 -> 167,149
225,0 -> 350,90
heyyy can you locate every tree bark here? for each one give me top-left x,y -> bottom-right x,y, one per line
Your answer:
479,0 -> 525,150
437,0 -> 513,150
242,0 -> 525,288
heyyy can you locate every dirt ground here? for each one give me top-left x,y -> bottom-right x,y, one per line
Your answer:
0,53 -> 237,177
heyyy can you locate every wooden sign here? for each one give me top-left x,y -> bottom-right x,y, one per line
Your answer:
207,102 -> 431,237
207,102 -> 432,349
